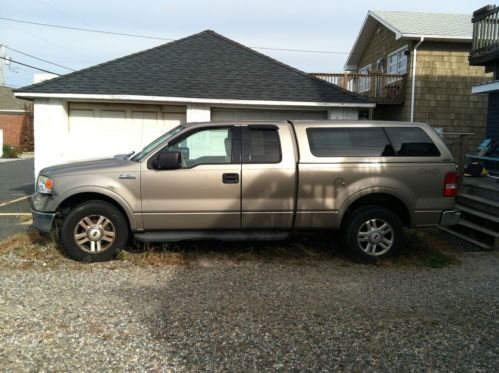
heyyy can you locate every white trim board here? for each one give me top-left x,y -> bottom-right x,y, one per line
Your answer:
14,92 -> 376,108
0,109 -> 28,113
472,81 -> 499,94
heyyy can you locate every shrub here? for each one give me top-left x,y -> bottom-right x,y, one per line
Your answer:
2,144 -> 21,159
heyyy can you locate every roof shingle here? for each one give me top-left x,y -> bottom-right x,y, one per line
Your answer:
0,86 -> 32,110
16,30 -> 371,104
371,10 -> 472,39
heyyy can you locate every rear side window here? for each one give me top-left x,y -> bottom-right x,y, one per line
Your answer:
243,127 -> 281,163
385,127 -> 440,157
306,128 -> 392,157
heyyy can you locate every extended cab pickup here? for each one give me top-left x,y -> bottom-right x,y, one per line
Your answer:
32,120 -> 460,262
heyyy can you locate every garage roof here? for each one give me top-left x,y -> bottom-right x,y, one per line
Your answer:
15,30 -> 372,105
345,10 -> 472,70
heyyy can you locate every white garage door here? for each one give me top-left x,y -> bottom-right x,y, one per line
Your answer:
67,103 -> 186,161
211,108 -> 327,122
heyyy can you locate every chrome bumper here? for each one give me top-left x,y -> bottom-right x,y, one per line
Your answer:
31,210 -> 56,234
440,210 -> 461,227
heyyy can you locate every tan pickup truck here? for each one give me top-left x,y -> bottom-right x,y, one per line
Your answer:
31,120 -> 460,262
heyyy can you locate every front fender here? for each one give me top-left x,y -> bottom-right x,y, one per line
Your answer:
39,186 -> 140,231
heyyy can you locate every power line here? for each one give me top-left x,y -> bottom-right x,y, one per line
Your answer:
0,17 -> 175,41
0,56 -> 61,75
4,46 -> 75,71
0,17 -> 350,55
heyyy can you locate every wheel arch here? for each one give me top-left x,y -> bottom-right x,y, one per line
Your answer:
55,189 -> 138,231
340,191 -> 412,227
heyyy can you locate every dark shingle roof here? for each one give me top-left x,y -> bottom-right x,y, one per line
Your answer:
16,31 -> 372,104
0,86 -> 32,110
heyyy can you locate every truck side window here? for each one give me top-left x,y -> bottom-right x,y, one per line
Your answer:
167,127 -> 233,168
385,127 -> 440,157
307,128 -> 392,157
243,127 -> 281,163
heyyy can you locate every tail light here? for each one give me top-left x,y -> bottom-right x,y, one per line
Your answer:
443,171 -> 458,197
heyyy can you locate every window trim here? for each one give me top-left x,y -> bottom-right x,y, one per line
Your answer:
147,125 -> 241,170
306,127 -> 392,158
384,127 -> 441,157
387,45 -> 408,75
241,125 -> 282,164
305,126 -> 441,158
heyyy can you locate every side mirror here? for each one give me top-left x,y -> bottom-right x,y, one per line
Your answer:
153,151 -> 181,170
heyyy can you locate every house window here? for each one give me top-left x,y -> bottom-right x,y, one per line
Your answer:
358,64 -> 372,93
387,46 -> 408,75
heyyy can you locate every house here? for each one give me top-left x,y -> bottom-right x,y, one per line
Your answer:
467,4 -> 499,176
14,30 -> 374,176
312,10 -> 492,160
0,86 -> 32,149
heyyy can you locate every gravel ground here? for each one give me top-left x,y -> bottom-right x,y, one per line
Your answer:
1,249 -> 498,372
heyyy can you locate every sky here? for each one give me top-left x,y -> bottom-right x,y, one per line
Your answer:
0,0 -> 488,88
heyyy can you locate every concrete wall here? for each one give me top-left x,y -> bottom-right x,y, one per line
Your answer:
33,98 -> 69,178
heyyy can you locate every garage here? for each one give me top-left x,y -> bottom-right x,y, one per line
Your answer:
212,107 -> 328,122
16,30 -> 374,176
67,103 -> 186,161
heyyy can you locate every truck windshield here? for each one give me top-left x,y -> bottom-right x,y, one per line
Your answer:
130,125 -> 186,162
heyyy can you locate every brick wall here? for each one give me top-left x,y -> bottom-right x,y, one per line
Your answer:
0,112 -> 28,147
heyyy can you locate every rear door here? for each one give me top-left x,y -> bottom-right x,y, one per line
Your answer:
241,124 -> 297,229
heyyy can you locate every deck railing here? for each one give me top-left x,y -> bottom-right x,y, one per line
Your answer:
470,5 -> 499,64
311,73 -> 407,105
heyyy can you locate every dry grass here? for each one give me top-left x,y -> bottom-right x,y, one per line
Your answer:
0,228 -> 460,270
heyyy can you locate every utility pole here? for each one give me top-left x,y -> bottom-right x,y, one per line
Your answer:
0,44 -> 5,86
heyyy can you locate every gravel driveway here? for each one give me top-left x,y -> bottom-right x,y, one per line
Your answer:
1,249 -> 498,372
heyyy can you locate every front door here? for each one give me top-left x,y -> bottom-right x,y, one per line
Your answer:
140,126 -> 242,230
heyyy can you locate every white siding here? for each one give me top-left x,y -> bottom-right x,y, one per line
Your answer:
212,108 -> 328,121
33,100 -> 186,176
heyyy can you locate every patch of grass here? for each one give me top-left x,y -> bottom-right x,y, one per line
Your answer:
0,229 -> 68,269
0,229 -> 460,270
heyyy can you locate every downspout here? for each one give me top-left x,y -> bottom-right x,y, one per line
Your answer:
410,37 -> 424,122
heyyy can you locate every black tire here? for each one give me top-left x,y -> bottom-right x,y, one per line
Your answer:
60,201 -> 129,262
342,206 -> 405,262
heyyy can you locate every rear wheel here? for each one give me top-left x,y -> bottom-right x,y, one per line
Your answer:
342,206 -> 404,261
60,201 -> 129,262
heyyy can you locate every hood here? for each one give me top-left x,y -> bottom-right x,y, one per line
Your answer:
40,157 -> 141,178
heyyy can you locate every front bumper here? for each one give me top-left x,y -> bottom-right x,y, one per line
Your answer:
31,210 -> 56,234
440,210 -> 461,227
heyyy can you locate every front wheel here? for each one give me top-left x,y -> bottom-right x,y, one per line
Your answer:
60,201 -> 129,262
342,206 -> 405,261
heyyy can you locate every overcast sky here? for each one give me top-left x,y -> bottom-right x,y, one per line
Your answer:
0,0 -> 487,88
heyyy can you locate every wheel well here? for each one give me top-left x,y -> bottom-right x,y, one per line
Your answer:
57,192 -> 131,228
342,193 -> 411,227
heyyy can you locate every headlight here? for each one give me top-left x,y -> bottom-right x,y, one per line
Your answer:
37,176 -> 53,194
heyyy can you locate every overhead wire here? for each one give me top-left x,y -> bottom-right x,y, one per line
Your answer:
0,17 -> 350,55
